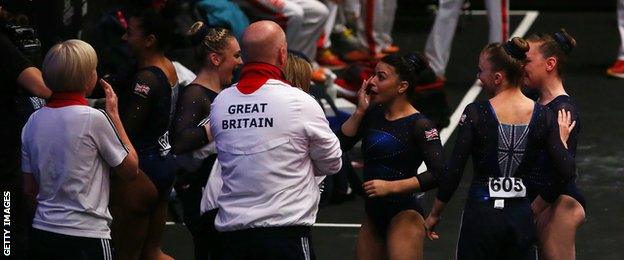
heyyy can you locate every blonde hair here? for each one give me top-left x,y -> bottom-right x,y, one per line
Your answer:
42,39 -> 98,92
284,53 -> 312,93
187,21 -> 233,65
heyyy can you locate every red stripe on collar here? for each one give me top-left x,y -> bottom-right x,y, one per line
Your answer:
236,63 -> 289,94
46,92 -> 88,108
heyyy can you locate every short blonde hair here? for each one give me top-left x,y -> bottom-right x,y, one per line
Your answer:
42,39 -> 98,92
284,53 -> 312,93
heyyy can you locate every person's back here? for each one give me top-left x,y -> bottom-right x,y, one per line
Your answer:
429,38 -> 576,260
451,99 -> 551,187
22,105 -> 125,237
209,20 -> 342,260
22,39 -> 138,260
489,94 -> 535,125
212,77 -> 341,230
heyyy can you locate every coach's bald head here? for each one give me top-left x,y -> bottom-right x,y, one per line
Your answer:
241,20 -> 288,68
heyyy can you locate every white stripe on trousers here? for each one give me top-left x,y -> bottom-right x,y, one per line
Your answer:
101,239 -> 112,260
107,239 -> 112,260
301,237 -> 311,260
485,0 -> 510,43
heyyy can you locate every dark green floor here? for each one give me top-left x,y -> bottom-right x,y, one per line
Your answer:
163,11 -> 624,259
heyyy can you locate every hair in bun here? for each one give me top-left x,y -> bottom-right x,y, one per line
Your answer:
188,21 -> 209,46
552,29 -> 576,55
526,28 -> 577,76
402,52 -> 429,73
187,21 -> 233,65
503,37 -> 530,61
482,37 -> 530,87
379,52 -> 431,101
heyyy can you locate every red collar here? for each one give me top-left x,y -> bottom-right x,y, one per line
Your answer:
46,92 -> 88,108
236,63 -> 289,94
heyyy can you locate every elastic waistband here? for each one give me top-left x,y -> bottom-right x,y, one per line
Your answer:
219,226 -> 311,240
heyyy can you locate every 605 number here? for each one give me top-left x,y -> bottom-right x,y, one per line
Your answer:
489,177 -> 523,192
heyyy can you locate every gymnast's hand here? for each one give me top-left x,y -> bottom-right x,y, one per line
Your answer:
557,109 -> 576,149
356,77 -> 372,114
363,179 -> 393,197
425,213 -> 440,241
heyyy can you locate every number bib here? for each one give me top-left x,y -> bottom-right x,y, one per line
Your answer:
488,177 -> 526,198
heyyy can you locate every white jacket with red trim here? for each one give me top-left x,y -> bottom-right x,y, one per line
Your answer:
210,78 -> 342,232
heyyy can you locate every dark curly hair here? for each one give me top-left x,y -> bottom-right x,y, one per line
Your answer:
380,52 -> 430,99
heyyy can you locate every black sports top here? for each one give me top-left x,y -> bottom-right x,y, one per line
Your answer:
437,101 -> 576,202
121,66 -> 178,156
338,105 -> 445,195
170,83 -> 218,154
527,95 -> 581,201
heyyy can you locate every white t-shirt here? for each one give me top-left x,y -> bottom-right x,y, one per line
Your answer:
210,79 -> 342,231
200,159 -> 223,214
200,159 -> 326,215
21,105 -> 128,239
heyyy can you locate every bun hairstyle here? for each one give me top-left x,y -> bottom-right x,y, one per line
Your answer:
380,52 -> 429,94
483,37 -> 530,87
503,37 -> 529,60
187,21 -> 233,65
402,52 -> 429,74
526,29 -> 577,76
553,30 -> 575,54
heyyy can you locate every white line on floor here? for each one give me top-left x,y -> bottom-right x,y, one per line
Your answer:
470,10 -> 534,16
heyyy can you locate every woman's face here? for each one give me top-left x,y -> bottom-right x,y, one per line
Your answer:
524,41 -> 549,89
366,62 -> 404,105
215,37 -> 243,85
477,52 -> 499,93
122,17 -> 147,55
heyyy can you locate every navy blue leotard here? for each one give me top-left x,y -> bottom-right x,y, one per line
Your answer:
526,95 -> 585,208
338,105 -> 445,233
437,101 -> 576,260
121,66 -> 179,193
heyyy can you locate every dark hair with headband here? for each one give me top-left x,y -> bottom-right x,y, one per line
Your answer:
187,21 -> 234,66
482,37 -> 530,87
526,29 -> 577,76
380,52 -> 430,100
